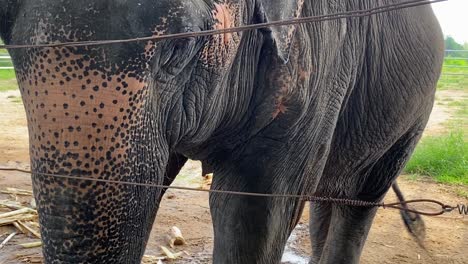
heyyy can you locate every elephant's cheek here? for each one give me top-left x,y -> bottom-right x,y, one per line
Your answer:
16,48 -> 161,261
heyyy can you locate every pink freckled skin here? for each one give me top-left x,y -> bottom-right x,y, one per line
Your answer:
272,104 -> 287,118
214,3 -> 234,45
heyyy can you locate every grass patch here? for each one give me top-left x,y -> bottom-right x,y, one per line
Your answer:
403,174 -> 420,182
0,46 -> 17,92
440,97 -> 454,102
444,98 -> 468,134
0,79 -> 18,91
437,58 -> 468,91
456,189 -> 468,199
447,100 -> 466,107
405,131 -> 467,185
0,69 -> 15,79
0,69 -> 17,91
0,60 -> 13,67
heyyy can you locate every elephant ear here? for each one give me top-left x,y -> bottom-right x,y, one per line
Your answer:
259,0 -> 305,63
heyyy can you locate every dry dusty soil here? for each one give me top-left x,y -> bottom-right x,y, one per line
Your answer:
0,89 -> 467,263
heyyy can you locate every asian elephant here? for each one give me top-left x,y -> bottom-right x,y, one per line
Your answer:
0,0 -> 443,263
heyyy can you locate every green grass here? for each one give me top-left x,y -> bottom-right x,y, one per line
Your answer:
405,89 -> 467,185
405,131 -> 467,185
0,44 -> 17,91
0,69 -> 17,91
0,69 -> 15,79
445,98 -> 468,133
0,60 -> 13,67
437,58 -> 468,90
447,100 -> 464,106
457,189 -> 468,199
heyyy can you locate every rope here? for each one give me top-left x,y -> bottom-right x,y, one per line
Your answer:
0,167 -> 460,217
0,0 -> 446,50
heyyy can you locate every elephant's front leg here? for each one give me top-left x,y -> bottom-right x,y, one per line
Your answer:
209,158 -> 307,264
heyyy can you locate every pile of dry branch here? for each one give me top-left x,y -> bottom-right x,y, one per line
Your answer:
0,188 -> 42,263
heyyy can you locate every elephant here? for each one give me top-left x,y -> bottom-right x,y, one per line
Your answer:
0,0 -> 443,263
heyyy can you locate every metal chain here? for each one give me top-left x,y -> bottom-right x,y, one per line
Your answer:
0,0 -> 447,50
0,167 -> 460,216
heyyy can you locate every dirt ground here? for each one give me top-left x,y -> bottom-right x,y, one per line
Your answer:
0,89 -> 467,263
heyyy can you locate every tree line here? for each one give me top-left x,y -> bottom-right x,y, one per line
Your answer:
445,36 -> 468,58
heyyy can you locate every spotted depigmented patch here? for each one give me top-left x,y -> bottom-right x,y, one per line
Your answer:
12,18 -> 166,261
272,97 -> 288,118
270,32 -> 313,120
17,48 -> 152,173
285,0 -> 305,49
200,2 -> 242,68
214,3 -> 235,45
17,48 -> 152,259
144,18 -> 169,60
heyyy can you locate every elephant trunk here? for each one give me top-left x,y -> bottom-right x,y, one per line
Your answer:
15,46 -> 169,262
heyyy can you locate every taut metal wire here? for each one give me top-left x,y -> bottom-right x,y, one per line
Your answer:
0,167 -> 462,216
0,0 -> 447,50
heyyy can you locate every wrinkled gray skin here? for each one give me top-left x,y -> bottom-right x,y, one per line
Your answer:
0,0 -> 443,263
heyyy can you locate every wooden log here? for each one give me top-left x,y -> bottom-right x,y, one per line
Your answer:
0,214 -> 38,226
0,200 -> 25,210
0,208 -> 36,218
0,232 -> 17,249
18,221 -> 41,238
26,221 -> 40,228
13,222 -> 26,233
19,241 -> 42,248
142,255 -> 165,262
16,256 -> 43,264
160,246 -> 176,260
165,226 -> 186,248
1,188 -> 33,196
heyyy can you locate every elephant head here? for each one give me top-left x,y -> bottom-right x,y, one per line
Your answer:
0,0 -> 306,262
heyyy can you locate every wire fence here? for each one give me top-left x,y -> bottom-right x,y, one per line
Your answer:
1,51 -> 467,75
0,0 -> 465,218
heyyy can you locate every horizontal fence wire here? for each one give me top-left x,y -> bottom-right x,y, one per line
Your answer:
0,52 -> 467,71
0,0 -> 447,50
443,73 -> 468,76
0,167 -> 464,217
444,65 -> 468,69
444,57 -> 468,61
